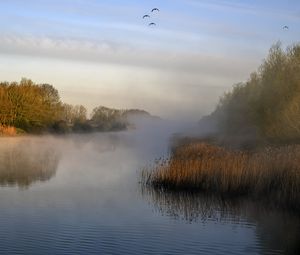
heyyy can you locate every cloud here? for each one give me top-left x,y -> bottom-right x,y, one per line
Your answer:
0,34 -> 258,78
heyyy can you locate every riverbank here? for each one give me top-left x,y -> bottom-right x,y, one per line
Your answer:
142,141 -> 300,211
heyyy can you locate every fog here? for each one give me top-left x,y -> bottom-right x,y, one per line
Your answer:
0,117 -> 202,189
0,119 -> 201,230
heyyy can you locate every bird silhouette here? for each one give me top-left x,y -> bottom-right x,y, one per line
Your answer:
148,22 -> 156,26
283,25 -> 289,29
143,15 -> 150,19
151,8 -> 160,12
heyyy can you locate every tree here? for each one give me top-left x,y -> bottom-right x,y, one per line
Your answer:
0,79 -> 64,132
210,42 -> 300,143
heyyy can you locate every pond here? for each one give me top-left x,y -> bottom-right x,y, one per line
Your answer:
0,130 -> 299,254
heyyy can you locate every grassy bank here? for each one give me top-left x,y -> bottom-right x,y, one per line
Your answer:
141,142 -> 300,210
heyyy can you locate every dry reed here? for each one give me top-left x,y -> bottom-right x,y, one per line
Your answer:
142,142 -> 300,210
0,125 -> 16,136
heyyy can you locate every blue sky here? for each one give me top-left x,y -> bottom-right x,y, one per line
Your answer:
0,0 -> 299,119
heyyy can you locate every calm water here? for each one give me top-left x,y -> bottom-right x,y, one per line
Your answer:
0,130 -> 299,255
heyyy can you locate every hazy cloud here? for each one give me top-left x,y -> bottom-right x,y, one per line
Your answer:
0,35 -> 258,78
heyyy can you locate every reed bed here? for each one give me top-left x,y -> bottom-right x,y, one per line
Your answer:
0,125 -> 16,136
142,142 -> 300,210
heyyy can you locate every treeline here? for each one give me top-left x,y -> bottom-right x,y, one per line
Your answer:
91,106 -> 151,131
207,42 -> 300,145
0,78 -> 151,134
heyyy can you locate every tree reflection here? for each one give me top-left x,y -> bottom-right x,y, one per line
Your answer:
0,139 -> 60,188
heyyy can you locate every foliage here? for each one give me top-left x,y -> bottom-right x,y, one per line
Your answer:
0,79 -> 88,133
0,79 -> 151,134
60,104 -> 87,125
211,43 -> 300,144
0,79 -> 62,132
90,106 -> 151,131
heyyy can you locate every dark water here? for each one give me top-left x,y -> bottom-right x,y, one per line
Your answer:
0,132 -> 299,255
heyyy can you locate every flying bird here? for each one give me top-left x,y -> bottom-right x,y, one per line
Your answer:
283,25 -> 289,29
148,22 -> 156,26
143,15 -> 150,19
151,8 -> 160,12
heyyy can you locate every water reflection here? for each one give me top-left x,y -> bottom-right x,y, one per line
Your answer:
0,134 -> 299,254
0,138 -> 60,188
141,186 -> 300,254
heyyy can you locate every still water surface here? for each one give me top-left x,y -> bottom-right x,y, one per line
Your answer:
0,131 -> 299,254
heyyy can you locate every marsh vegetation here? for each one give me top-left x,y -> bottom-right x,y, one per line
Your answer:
142,142 -> 300,210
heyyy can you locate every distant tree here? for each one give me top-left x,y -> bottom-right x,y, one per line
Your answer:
60,104 -> 87,125
90,106 -> 123,131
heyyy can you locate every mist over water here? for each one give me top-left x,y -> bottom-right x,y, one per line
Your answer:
0,122 -> 299,254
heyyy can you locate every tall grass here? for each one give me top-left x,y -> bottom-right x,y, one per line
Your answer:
0,125 -> 16,136
142,142 -> 300,210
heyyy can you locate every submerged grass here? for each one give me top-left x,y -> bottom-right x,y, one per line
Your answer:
141,142 -> 300,210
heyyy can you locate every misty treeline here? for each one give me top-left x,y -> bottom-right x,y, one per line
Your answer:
0,78 -> 150,134
208,42 -> 300,145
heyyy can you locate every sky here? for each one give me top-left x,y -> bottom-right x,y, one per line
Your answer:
0,0 -> 299,119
